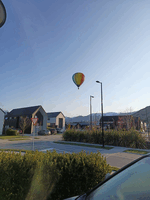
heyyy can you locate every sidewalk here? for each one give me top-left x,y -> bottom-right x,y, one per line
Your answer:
57,140 -> 150,168
58,140 -> 150,154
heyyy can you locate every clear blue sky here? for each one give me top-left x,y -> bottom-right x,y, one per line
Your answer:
0,0 -> 150,117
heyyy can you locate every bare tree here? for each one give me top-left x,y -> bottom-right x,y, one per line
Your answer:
19,116 -> 31,136
122,107 -> 135,130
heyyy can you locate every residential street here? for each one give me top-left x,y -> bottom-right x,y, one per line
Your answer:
0,134 -> 149,168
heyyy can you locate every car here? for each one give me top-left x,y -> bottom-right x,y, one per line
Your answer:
18,129 -> 22,134
38,130 -> 51,135
56,128 -> 65,133
64,153 -> 150,200
56,128 -> 61,133
49,128 -> 57,134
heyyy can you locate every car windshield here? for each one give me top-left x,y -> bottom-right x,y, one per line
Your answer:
86,157 -> 150,200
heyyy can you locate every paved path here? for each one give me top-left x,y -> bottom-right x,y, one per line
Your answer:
1,135 -> 149,168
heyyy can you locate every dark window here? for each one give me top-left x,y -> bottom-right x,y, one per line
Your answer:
59,118 -> 63,128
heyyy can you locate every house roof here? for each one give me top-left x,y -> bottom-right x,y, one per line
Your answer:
65,122 -> 89,126
7,105 -> 41,117
101,115 -> 140,122
47,112 -> 65,118
78,122 -> 89,126
101,116 -> 119,122
0,108 -> 5,114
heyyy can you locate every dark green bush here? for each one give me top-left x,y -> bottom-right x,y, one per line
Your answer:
6,129 -> 19,136
0,150 -> 111,200
63,129 -> 147,149
48,150 -> 111,200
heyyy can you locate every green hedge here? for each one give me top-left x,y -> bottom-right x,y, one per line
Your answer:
6,129 -> 19,136
63,129 -> 147,149
0,150 -> 111,200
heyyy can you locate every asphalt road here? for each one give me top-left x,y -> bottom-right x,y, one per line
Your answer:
0,134 -> 144,168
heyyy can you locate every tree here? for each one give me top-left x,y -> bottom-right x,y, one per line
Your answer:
19,116 -> 31,135
122,107 -> 136,130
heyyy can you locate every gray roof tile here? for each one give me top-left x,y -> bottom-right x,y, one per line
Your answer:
7,105 -> 41,116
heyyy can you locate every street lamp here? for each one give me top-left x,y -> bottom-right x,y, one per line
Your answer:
90,95 -> 94,130
0,1 -> 7,28
96,81 -> 104,147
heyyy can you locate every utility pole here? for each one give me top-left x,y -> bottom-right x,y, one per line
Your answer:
146,107 -> 149,137
96,81 -> 104,148
90,95 -> 94,130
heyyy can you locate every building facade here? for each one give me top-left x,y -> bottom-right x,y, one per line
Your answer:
47,112 -> 65,130
4,105 -> 47,134
0,108 -> 5,135
100,115 -> 141,130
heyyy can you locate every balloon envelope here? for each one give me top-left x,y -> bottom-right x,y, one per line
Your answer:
72,72 -> 85,89
0,1 -> 6,28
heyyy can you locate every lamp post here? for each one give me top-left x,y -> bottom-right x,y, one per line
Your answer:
90,95 -> 94,130
112,118 -> 115,129
96,81 -> 104,147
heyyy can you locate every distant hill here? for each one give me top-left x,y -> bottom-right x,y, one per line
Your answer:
65,112 -> 120,123
133,106 -> 150,122
65,111 -> 142,123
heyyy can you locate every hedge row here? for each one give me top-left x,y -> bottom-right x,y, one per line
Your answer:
0,150 -> 111,200
5,128 -> 19,136
63,129 -> 147,149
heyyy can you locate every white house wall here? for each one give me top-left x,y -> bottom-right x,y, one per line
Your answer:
39,107 -> 47,131
0,110 -> 4,135
56,113 -> 65,129
31,107 -> 47,134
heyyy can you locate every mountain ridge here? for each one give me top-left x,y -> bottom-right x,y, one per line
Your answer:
65,106 -> 150,123
65,112 -> 136,123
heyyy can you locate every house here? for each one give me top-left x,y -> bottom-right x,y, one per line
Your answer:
65,122 -> 90,129
47,112 -> 65,130
65,122 -> 79,129
100,115 -> 141,130
0,108 -> 5,135
4,105 -> 47,134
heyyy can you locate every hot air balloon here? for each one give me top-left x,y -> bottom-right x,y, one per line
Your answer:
72,72 -> 85,89
0,1 -> 7,28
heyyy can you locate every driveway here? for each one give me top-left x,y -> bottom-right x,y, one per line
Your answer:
0,134 -> 63,144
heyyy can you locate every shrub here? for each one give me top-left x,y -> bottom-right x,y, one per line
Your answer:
47,150 -> 111,200
63,129 -> 147,149
6,128 -> 19,136
0,150 -> 111,200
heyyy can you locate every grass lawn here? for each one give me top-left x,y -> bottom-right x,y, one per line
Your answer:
0,149 -> 34,153
54,141 -> 113,150
0,135 -> 31,141
124,149 -> 149,154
